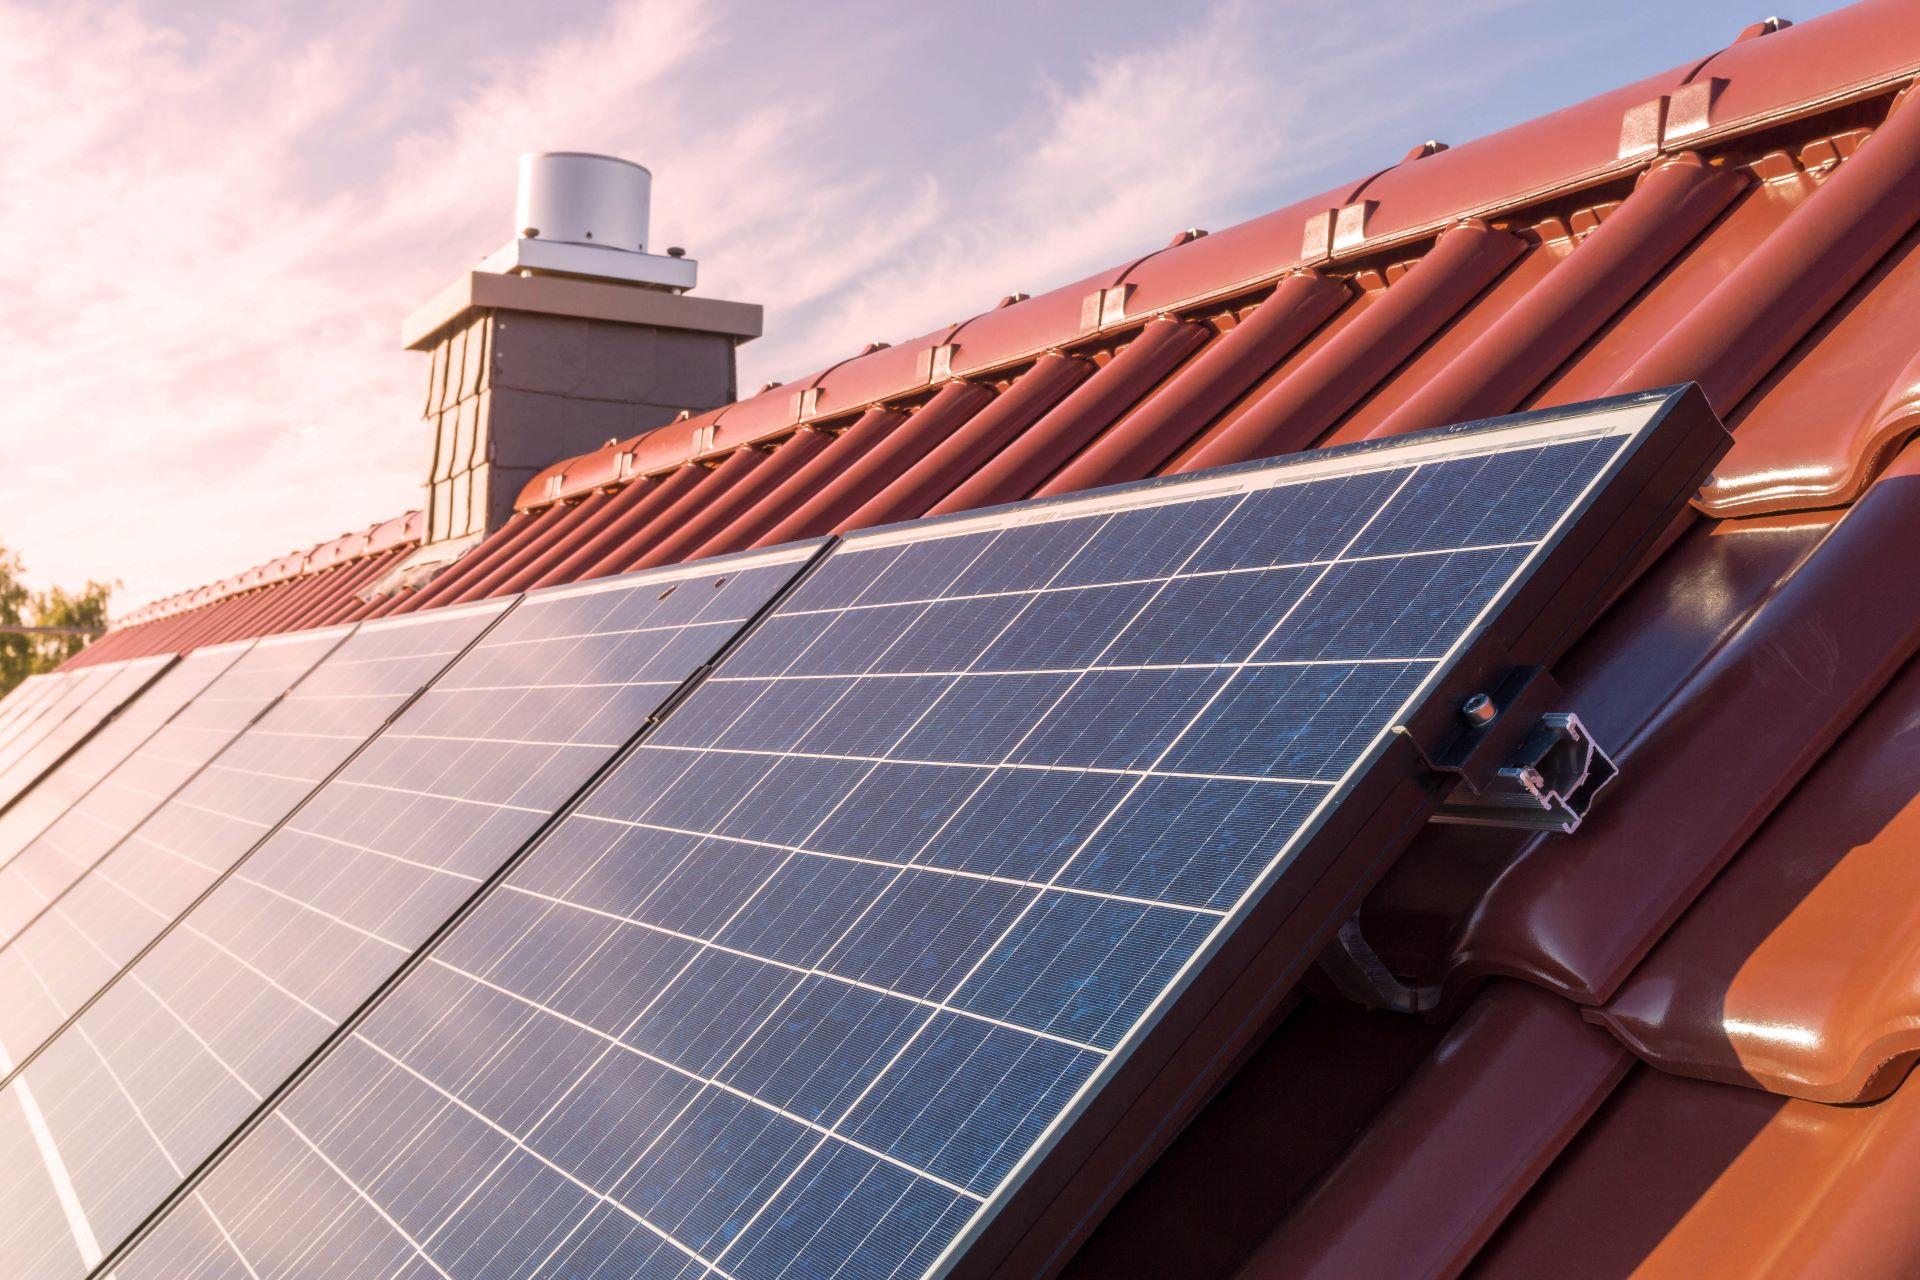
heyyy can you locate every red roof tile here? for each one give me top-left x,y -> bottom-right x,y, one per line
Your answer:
1595,636 -> 1920,1103
1475,1064 -> 1920,1278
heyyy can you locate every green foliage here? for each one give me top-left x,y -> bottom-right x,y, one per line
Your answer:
0,543 -> 114,695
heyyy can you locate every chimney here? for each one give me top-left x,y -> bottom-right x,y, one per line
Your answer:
401,152 -> 761,549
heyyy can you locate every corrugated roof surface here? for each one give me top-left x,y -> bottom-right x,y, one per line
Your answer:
62,2 -> 1920,1272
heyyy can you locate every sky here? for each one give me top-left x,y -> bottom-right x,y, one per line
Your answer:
0,0 -> 1851,611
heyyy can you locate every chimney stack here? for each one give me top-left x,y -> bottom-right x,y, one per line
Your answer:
401,152 -> 760,552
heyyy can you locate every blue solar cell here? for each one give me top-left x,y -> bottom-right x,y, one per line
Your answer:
1253,547 -> 1531,662
952,891 -> 1217,1049
1159,661 -> 1434,780
824,870 -> 1033,1001
1050,494 -> 1240,587
892,673 -> 1080,764
1004,667 -> 1230,769
1102,565 -> 1315,665
725,1142 -> 975,1280
1060,775 -> 1324,909
842,1011 -> 1101,1193
1184,467 -> 1410,573
1344,436 -> 1612,555
973,581 -> 1159,670
811,762 -> 990,862
719,978 -> 922,1125
617,1085 -> 815,1254
628,949 -> 805,1078
526,1044 -> 704,1189
716,855 -> 895,968
911,767 -> 1135,881
108,399 -> 1680,1280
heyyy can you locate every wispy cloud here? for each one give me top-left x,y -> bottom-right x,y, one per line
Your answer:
0,0 -> 1545,609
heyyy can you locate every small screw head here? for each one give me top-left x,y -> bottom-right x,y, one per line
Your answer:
1461,693 -> 1498,727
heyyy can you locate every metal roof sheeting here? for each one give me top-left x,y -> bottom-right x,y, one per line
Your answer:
61,3 -> 1920,1273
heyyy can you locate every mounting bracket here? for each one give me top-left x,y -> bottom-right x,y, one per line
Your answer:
1431,711 -> 1616,833
1394,665 -> 1618,835
1317,916 -> 1441,1014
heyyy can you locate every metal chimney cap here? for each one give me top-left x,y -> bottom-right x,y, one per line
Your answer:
478,151 -> 696,292
515,152 -> 652,251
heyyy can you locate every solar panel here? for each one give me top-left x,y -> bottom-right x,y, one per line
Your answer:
0,648 -> 253,878
0,635 -> 347,946
0,665 -> 129,787
0,673 -> 62,741
97,389 -> 1723,1280
0,671 -> 47,717
0,655 -> 178,820
0,672 -> 77,747
0,543 -> 822,1279
0,607 -> 504,1073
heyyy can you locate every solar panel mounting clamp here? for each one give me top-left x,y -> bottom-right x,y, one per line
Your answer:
1392,664 -> 1617,835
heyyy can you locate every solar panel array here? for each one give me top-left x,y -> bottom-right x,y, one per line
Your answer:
0,666 -> 121,791
0,653 -> 234,873
0,611 -> 497,1082
0,656 -> 177,816
0,673 -> 81,761
0,634 -> 347,953
0,546 -> 819,1278
96,406 -> 1654,1280
0,672 -> 58,737
0,678 -> 80,786
0,672 -> 76,743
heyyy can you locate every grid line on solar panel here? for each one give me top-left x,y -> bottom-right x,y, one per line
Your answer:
0,545 -> 826,1280
0,649 -> 252,872
92,403 -> 1674,1280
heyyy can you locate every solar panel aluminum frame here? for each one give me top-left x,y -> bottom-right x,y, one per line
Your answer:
853,383 -> 1727,1280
